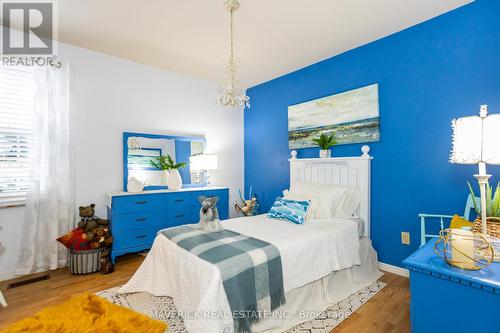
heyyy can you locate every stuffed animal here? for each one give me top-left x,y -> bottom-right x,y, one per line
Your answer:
198,196 -> 223,232
77,204 -> 110,241
88,228 -> 113,249
235,195 -> 259,216
77,204 -> 113,251
100,248 -> 115,274
57,203 -> 115,275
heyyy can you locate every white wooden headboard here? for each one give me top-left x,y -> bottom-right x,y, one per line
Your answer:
289,145 -> 373,237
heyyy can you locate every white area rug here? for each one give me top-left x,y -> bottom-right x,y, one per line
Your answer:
96,280 -> 386,333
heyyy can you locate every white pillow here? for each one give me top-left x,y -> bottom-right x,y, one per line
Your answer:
282,190 -> 319,221
332,186 -> 362,217
289,183 -> 347,219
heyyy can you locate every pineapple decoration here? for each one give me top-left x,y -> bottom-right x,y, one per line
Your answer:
235,187 -> 259,216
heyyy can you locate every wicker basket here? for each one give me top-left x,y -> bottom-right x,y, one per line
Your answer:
473,217 -> 500,238
69,248 -> 103,275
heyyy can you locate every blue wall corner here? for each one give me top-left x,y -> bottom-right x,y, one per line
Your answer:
244,0 -> 500,267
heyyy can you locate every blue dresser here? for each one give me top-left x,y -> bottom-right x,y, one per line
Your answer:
106,186 -> 229,263
403,240 -> 500,333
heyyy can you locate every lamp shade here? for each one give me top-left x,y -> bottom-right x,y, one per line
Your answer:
450,113 -> 500,165
189,154 -> 218,171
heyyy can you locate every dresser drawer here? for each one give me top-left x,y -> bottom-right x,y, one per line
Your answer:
107,188 -> 230,264
112,211 -> 165,232
167,208 -> 196,226
113,228 -> 158,250
166,192 -> 193,208
112,195 -> 163,214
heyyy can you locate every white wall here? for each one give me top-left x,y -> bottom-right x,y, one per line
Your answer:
0,43 -> 244,280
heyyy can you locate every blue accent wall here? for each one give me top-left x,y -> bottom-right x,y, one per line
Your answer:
244,0 -> 500,267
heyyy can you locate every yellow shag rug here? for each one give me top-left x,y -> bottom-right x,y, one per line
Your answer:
1,293 -> 167,333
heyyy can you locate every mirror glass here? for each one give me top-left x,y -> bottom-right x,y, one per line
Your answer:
123,132 -> 206,191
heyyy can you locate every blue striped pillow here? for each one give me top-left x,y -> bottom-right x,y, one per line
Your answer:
268,197 -> 310,225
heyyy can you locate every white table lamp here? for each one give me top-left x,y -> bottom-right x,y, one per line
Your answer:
189,154 -> 218,185
450,105 -> 500,234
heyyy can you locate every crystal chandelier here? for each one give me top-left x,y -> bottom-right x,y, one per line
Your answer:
217,0 -> 250,110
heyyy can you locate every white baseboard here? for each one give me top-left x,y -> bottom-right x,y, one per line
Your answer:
378,262 -> 409,278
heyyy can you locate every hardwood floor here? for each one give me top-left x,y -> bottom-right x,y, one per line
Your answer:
0,254 -> 143,329
0,255 -> 410,332
334,272 -> 410,333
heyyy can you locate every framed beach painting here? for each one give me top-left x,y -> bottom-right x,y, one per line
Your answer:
127,148 -> 162,170
288,83 -> 380,149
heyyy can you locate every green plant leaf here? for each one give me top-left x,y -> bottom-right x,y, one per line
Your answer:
467,181 -> 480,216
149,159 -> 158,169
486,182 -> 493,216
149,154 -> 186,170
312,133 -> 337,149
150,156 -> 166,170
492,182 -> 500,217
174,162 -> 187,169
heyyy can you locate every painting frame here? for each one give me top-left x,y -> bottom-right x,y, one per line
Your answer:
288,83 -> 380,149
127,147 -> 162,170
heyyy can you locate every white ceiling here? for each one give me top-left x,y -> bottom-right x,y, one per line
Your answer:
58,0 -> 472,87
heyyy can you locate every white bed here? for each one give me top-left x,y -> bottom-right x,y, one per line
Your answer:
119,147 -> 380,333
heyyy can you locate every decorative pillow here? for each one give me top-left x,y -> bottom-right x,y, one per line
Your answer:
57,227 -> 91,250
282,190 -> 318,221
449,215 -> 473,229
268,197 -> 310,225
332,186 -> 362,218
290,183 -> 347,219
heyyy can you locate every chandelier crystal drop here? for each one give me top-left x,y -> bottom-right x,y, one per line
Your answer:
217,0 -> 250,110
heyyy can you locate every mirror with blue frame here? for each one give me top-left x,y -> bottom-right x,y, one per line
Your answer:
123,132 -> 206,191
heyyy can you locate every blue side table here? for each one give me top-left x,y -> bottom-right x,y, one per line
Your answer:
403,240 -> 500,333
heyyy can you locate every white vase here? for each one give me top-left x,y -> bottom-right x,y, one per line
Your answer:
319,149 -> 331,158
167,169 -> 182,190
159,170 -> 170,186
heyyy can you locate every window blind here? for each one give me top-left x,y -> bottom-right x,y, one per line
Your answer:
0,66 -> 36,207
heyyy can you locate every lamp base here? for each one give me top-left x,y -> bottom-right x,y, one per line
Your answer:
474,161 -> 492,236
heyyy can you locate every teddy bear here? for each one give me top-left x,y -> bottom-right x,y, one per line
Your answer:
77,204 -> 109,241
100,248 -> 115,274
89,228 -> 113,249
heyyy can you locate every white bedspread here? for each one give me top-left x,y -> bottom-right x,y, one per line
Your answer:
118,215 -> 361,333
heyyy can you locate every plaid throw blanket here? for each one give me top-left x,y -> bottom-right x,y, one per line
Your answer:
161,225 -> 286,333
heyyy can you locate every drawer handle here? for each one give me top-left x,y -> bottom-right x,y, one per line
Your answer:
136,217 -> 147,222
174,199 -> 184,203
135,201 -> 147,205
136,234 -> 147,239
175,214 -> 184,218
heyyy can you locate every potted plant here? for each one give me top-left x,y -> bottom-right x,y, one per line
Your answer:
150,155 -> 186,190
312,133 -> 337,158
467,181 -> 500,234
150,155 -> 170,186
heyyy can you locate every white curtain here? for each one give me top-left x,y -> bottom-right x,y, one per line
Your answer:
16,63 -> 75,275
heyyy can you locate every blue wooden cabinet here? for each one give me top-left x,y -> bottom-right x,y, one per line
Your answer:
106,186 -> 229,263
403,240 -> 500,333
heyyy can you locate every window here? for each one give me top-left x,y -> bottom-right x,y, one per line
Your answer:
0,66 -> 36,207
